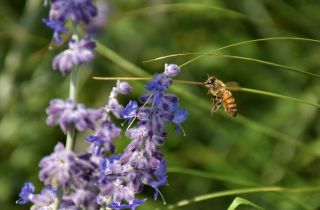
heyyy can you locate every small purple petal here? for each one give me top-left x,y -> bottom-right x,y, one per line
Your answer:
164,63 -> 180,77
42,18 -> 67,45
16,182 -> 35,204
121,100 -> 138,119
173,109 -> 188,124
108,198 -> 146,210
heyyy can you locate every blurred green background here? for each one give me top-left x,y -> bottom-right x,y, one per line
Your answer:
1,0 -> 320,209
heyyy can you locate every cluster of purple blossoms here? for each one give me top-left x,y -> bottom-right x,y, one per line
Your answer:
17,81 -> 132,209
96,64 -> 188,208
86,80 -> 132,156
46,98 -> 103,133
17,64 -> 188,209
43,0 -> 107,76
43,0 -> 97,45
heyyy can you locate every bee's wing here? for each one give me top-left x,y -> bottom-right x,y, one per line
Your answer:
225,81 -> 240,90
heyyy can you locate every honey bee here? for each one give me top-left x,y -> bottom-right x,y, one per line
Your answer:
203,76 -> 237,117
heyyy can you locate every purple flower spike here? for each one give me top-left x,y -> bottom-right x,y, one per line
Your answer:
164,63 -> 180,77
52,35 -> 96,76
97,64 -> 187,209
16,182 -> 35,204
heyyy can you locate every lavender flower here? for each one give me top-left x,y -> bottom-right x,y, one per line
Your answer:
97,64 -> 188,208
18,65 -> 187,210
86,81 -> 132,156
37,142 -> 100,209
52,35 -> 96,76
46,98 -> 102,133
44,0 -> 97,44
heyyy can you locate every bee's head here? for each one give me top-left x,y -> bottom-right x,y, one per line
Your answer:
203,76 -> 216,88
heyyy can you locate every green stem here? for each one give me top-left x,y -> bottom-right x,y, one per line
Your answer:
179,37 -> 320,67
231,87 -> 320,109
53,68 -> 78,210
52,187 -> 63,209
66,67 -> 78,150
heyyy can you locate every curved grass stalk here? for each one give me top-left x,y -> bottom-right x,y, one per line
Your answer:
179,37 -> 320,68
168,167 -> 258,186
164,186 -> 320,209
213,53 -> 320,79
118,3 -> 245,19
145,52 -> 320,79
229,87 -> 320,109
143,37 -> 320,67
94,76 -> 320,109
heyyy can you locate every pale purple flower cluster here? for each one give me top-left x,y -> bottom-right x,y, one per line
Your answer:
43,0 -> 97,44
18,148 -> 99,210
46,98 -> 103,133
96,64 -> 188,208
52,35 -> 96,76
86,81 -> 132,156
43,0 -> 107,76
17,65 -> 188,209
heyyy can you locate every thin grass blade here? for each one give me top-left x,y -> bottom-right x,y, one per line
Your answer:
143,37 -> 320,68
227,197 -> 264,210
230,87 -> 320,109
165,186 -> 320,209
168,167 -> 257,186
123,3 -> 245,19
166,187 -> 282,209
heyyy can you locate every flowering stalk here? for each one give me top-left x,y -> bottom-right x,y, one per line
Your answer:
66,67 -> 78,150
53,66 -> 78,210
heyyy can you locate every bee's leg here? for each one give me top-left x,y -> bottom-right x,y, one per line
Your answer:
211,98 -> 223,115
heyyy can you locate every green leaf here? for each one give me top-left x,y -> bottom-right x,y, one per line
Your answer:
227,197 -> 264,210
